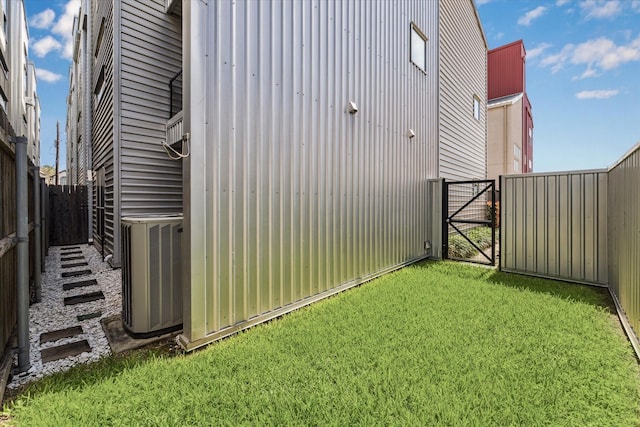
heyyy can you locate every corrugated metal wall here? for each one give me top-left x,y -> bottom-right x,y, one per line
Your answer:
119,0 -> 182,218
608,144 -> 640,339
182,0 -> 440,348
487,41 -> 524,100
501,171 -> 608,285
91,0 -> 115,259
438,0 -> 487,181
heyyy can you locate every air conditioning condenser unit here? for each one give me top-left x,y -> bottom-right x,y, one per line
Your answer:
121,215 -> 182,338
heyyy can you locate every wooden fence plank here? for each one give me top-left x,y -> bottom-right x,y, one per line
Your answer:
48,185 -> 89,246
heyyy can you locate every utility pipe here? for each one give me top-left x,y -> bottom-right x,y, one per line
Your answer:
12,136 -> 30,373
31,166 -> 41,302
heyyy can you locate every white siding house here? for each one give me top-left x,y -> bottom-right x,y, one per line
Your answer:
438,0 -> 488,180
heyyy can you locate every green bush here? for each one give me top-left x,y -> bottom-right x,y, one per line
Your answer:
448,226 -> 494,259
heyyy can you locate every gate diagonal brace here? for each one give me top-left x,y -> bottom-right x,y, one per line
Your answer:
449,222 -> 493,263
449,182 -> 493,220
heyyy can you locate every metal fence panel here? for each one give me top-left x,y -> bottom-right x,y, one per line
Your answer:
501,170 -> 608,285
608,144 -> 640,337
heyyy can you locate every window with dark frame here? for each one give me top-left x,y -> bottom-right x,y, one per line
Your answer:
410,22 -> 427,73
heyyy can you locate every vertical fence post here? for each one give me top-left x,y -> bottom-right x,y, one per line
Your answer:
40,178 -> 46,271
441,178 -> 448,260
31,166 -> 42,302
12,136 -> 30,373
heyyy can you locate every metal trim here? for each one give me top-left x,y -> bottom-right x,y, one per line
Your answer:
177,255 -> 431,351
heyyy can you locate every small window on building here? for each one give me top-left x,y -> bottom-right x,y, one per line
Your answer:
529,160 -> 532,170
473,96 -> 481,120
94,18 -> 105,57
410,23 -> 427,73
514,159 -> 520,172
513,144 -> 521,160
94,66 -> 105,106
0,88 -> 7,112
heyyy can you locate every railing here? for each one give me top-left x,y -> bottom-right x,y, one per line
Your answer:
166,110 -> 183,147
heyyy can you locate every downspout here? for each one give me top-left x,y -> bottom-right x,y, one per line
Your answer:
31,166 -> 41,302
503,105 -> 508,173
83,3 -> 93,244
12,136 -> 30,373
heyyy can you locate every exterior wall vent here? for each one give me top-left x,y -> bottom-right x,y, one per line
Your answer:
121,215 -> 183,338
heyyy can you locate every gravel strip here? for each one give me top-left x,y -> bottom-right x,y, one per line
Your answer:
7,244 -> 121,389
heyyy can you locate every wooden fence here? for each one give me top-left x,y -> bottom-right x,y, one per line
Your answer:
0,134 -> 43,372
48,185 -> 88,246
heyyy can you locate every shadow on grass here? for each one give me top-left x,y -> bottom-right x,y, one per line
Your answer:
414,260 -> 615,313
2,339 -> 179,408
486,269 -> 615,313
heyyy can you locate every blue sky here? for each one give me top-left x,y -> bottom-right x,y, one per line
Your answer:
25,0 -> 640,173
478,0 -> 640,172
24,0 -> 79,168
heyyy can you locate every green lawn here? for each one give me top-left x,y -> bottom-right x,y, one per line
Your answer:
4,262 -> 640,426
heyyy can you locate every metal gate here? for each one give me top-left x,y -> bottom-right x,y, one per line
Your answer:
443,180 -> 497,265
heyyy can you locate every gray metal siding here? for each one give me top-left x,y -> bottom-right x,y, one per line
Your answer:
438,0 -> 486,180
608,144 -> 640,337
91,0 -> 114,257
501,171 -> 608,285
182,0 -> 440,348
119,0 -> 182,217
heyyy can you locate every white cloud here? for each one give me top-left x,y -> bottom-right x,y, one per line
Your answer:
29,9 -> 55,29
476,0 -> 494,5
573,67 -> 598,79
51,0 -> 81,60
632,0 -> 640,12
575,89 -> 619,99
557,0 -> 571,5
527,43 -> 552,59
36,68 -> 63,83
31,36 -> 62,58
573,36 -> 640,70
518,6 -> 548,26
540,44 -> 574,73
541,35 -> 640,75
580,0 -> 622,19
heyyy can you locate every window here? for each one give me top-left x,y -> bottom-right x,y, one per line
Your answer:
94,66 -> 105,106
473,96 -> 481,120
410,23 -> 427,73
514,159 -> 520,172
94,18 -> 105,57
513,144 -> 521,160
0,88 -> 7,111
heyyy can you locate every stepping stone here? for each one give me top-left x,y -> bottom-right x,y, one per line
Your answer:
77,311 -> 102,322
61,255 -> 85,262
64,291 -> 105,306
63,279 -> 98,291
60,246 -> 81,251
40,326 -> 83,344
61,269 -> 92,278
41,340 -> 91,363
61,262 -> 89,268
61,251 -> 83,256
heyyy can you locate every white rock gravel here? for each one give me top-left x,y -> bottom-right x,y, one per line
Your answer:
7,244 -> 122,389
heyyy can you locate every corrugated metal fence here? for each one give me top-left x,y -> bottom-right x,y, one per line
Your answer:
501,170 -> 608,285
608,144 -> 640,341
500,143 -> 640,350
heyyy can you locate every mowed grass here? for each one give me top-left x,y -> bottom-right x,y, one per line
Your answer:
5,262 -> 640,426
